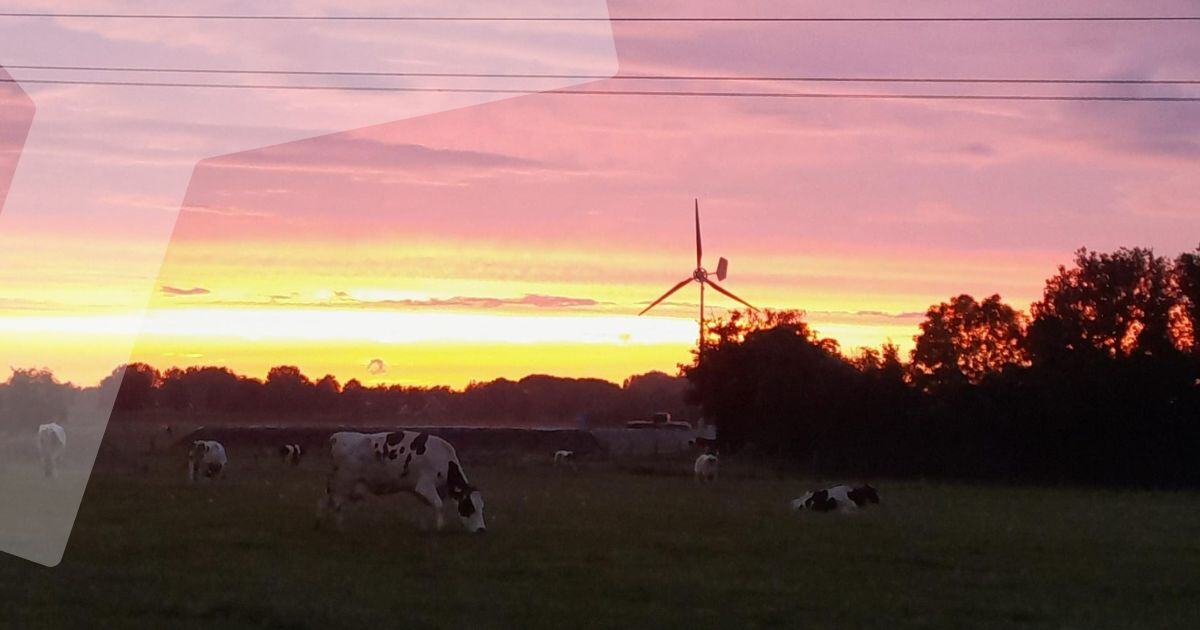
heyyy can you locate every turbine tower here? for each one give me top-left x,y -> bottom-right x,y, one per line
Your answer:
638,199 -> 757,356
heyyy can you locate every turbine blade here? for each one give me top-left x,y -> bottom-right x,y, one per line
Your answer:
694,198 -> 702,268
705,279 -> 757,311
638,277 -> 694,316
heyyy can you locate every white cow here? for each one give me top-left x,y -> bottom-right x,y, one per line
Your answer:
279,443 -> 303,466
694,453 -> 718,482
552,450 -> 576,469
188,440 -> 228,482
792,484 -> 880,513
318,431 -> 486,533
37,422 -> 66,478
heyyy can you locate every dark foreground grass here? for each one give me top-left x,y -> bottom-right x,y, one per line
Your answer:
2,456 -> 1199,629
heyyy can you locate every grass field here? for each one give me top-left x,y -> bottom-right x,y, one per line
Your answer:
2,452 -> 1199,629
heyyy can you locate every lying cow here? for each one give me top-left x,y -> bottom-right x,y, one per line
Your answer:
188,440 -> 228,482
279,443 -> 303,466
318,431 -> 486,533
694,453 -> 718,482
37,422 -> 67,478
792,484 -> 880,512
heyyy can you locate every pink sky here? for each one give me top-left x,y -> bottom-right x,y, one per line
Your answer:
2,1 -> 1200,386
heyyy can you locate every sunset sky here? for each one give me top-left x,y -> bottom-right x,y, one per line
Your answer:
2,1 -> 1199,388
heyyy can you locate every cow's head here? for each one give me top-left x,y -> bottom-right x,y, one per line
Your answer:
189,441 -> 209,461
457,487 -> 486,533
851,484 -> 880,505
791,491 -> 815,511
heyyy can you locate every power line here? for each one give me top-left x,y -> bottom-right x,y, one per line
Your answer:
6,64 -> 1199,86
1,13 -> 1199,22
3,77 -> 1197,102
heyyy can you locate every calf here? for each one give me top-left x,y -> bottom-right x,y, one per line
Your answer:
279,443 -> 303,466
694,453 -> 719,482
318,431 -> 486,533
36,422 -> 66,478
188,440 -> 228,482
792,484 -> 880,513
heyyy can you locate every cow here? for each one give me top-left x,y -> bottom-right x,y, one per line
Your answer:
792,484 -> 880,513
694,453 -> 718,482
552,450 -> 576,469
279,443 -> 303,466
188,440 -> 228,482
36,422 -> 66,478
318,431 -> 486,533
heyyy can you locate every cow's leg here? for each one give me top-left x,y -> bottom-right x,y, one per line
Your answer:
320,493 -> 348,531
317,473 -> 360,531
316,476 -> 338,530
413,477 -> 444,532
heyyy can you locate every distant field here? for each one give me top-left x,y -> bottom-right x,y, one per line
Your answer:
2,449 -> 1199,629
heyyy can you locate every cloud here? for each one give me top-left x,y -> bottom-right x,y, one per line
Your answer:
181,203 -> 276,219
205,292 -> 605,312
956,142 -> 997,157
160,286 -> 211,296
367,359 -> 387,375
807,309 -> 927,322
330,293 -> 600,309
211,136 -> 558,178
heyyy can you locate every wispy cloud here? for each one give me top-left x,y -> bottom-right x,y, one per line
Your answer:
200,292 -> 605,311
160,286 -> 211,296
328,292 -> 601,309
210,137 -> 560,179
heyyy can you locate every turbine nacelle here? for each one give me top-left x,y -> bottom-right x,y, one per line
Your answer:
715,257 -> 728,282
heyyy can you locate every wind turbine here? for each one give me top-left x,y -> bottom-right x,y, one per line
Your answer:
638,199 -> 757,355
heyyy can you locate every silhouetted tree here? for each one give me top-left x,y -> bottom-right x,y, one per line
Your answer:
0,368 -> 74,434
911,294 -> 1026,390
263,365 -> 315,413
620,371 -> 697,423
686,310 -> 859,455
98,363 -> 160,411
1028,247 -> 1177,361
1176,247 -> 1200,353
313,374 -> 341,412
158,366 -> 245,412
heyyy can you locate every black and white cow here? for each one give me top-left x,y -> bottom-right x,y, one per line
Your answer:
318,431 -> 486,533
792,484 -> 880,512
188,440 -> 228,482
279,443 -> 303,466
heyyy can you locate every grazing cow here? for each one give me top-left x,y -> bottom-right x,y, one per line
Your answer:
318,431 -> 486,533
552,450 -> 576,468
694,453 -> 719,482
279,443 -> 303,466
36,422 -> 67,478
188,440 -> 228,482
792,484 -> 880,513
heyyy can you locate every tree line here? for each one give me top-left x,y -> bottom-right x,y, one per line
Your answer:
686,246 -> 1200,486
0,364 -> 696,431
3,245 -> 1198,486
